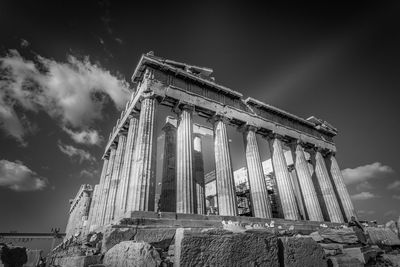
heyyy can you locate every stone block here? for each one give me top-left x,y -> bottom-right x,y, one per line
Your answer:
327,255 -> 363,267
102,226 -> 176,253
103,241 -> 161,267
23,249 -> 42,267
175,227 -> 279,267
52,255 -> 101,267
318,228 -> 358,244
278,236 -> 327,267
366,227 -> 400,246
381,254 -> 400,267
342,247 -> 364,264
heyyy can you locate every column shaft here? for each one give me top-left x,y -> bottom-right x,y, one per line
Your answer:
99,147 -> 116,225
127,96 -> 157,212
313,149 -> 344,223
269,136 -> 300,220
160,120 -> 177,212
92,158 -> 108,228
292,143 -> 324,221
176,107 -> 195,213
104,134 -> 127,223
214,118 -> 237,216
194,135 -> 205,215
86,184 -> 99,233
243,128 -> 272,218
115,116 -> 139,218
289,168 -> 307,220
326,153 -> 356,222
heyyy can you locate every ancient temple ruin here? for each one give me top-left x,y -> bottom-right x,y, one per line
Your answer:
64,52 -> 356,239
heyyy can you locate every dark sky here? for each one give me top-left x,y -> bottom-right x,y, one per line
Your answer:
0,0 -> 399,242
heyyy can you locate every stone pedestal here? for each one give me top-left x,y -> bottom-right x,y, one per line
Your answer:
104,134 -> 127,223
269,135 -> 299,220
312,149 -> 344,223
194,135 -> 206,214
243,127 -> 272,218
176,106 -> 195,213
326,153 -> 356,222
292,143 -> 324,221
127,95 -> 157,212
116,116 -> 139,218
213,117 -> 237,216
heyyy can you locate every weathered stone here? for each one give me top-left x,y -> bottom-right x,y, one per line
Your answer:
279,236 -> 327,267
327,255 -> 363,267
366,227 -> 400,246
381,254 -> 400,267
318,228 -> 358,244
342,247 -> 365,264
103,241 -> 161,267
102,227 -> 176,253
175,228 -> 279,267
319,243 -> 343,256
52,255 -> 102,267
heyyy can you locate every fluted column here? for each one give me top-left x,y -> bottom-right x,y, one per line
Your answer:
86,184 -> 99,233
194,134 -> 206,215
213,116 -> 237,216
176,105 -> 195,213
115,115 -> 139,218
99,147 -> 116,226
326,152 -> 356,222
127,94 -> 157,212
104,133 -> 127,223
288,166 -> 307,220
291,142 -> 324,221
312,148 -> 344,223
268,135 -> 300,220
92,158 -> 108,228
243,126 -> 272,218
160,118 -> 177,212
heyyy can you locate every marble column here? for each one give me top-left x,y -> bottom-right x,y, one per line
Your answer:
326,152 -> 356,222
194,134 -> 206,215
268,135 -> 300,220
243,126 -> 272,218
291,142 -> 324,221
104,133 -> 127,223
176,105 -> 195,213
127,94 -> 157,212
213,116 -> 238,216
86,184 -> 99,233
160,118 -> 177,212
288,166 -> 307,220
99,146 -> 116,226
92,158 -> 108,228
312,148 -> 344,223
115,115 -> 139,218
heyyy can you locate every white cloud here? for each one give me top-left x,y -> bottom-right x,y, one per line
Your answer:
0,159 -> 47,191
0,49 -> 130,143
342,162 -> 394,185
355,181 -> 373,192
63,127 -> 103,146
357,210 -> 376,215
20,39 -> 30,48
387,180 -> 400,190
58,142 -> 95,163
79,168 -> 99,179
351,191 -> 379,200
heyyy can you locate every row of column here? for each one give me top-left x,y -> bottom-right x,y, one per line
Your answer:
87,92 -> 356,230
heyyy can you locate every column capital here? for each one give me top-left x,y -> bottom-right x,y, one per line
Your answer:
208,114 -> 231,125
264,132 -> 289,143
172,103 -> 195,116
238,123 -> 258,133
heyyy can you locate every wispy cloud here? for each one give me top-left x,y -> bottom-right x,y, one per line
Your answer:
342,162 -> 394,185
387,180 -> 400,190
58,142 -> 95,163
79,167 -> 99,179
0,159 -> 47,191
0,49 -> 130,144
20,39 -> 30,48
351,191 -> 379,200
355,181 -> 373,192
392,195 -> 400,200
63,127 -> 103,146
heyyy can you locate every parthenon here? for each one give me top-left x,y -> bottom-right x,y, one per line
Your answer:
65,52 -> 356,239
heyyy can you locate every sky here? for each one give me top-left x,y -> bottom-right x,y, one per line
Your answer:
0,0 -> 400,244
